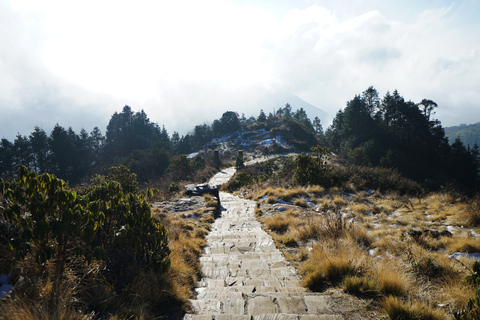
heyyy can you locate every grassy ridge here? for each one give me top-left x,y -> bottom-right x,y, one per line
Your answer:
233,155 -> 480,319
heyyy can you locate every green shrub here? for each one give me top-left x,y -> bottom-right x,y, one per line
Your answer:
0,166 -> 170,302
455,261 -> 480,319
168,182 -> 180,193
235,155 -> 245,169
226,172 -> 254,192
107,165 -> 139,194
294,146 -> 333,186
333,165 -> 422,195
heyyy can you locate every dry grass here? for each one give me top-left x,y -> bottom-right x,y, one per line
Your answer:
447,237 -> 480,254
248,178 -> 477,319
267,196 -> 276,204
376,262 -> 408,297
293,198 -> 308,208
349,202 -> 371,215
265,213 -> 295,234
463,195 -> 480,227
203,193 -> 218,207
296,216 -> 323,242
301,241 -> 365,291
381,296 -> 446,320
343,275 -> 378,296
306,185 -> 324,195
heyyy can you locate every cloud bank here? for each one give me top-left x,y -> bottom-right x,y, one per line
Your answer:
1,0 -> 479,140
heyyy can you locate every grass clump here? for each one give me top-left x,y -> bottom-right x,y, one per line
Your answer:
301,243 -> 362,291
464,194 -> 480,227
382,296 -> 445,320
448,237 -> 480,254
376,264 -> 408,297
343,276 -> 377,296
265,213 -> 294,234
293,198 -> 309,208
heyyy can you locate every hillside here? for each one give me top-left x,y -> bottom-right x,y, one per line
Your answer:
197,117 -> 321,156
445,122 -> 480,147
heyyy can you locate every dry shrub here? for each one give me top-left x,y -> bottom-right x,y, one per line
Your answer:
332,195 -> 348,206
279,235 -> 298,247
349,202 -> 371,215
306,185 -> 324,195
297,247 -> 309,262
0,299 -> 85,320
265,213 -> 294,234
436,277 -> 475,315
282,187 -> 310,201
261,187 -> 282,197
448,237 -> 480,254
464,194 -> 480,227
381,296 -> 445,320
370,229 -> 410,257
267,196 -> 276,204
122,269 -> 180,318
301,242 -> 364,291
293,198 -> 308,208
203,194 -> 218,208
318,211 -> 349,240
343,276 -> 377,296
376,263 -> 408,297
407,248 -> 457,283
296,217 -> 323,242
346,224 -> 374,248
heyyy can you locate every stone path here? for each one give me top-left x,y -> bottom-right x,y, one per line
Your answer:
184,162 -> 344,320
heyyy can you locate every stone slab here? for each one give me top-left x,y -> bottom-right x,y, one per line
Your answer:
247,296 -> 279,314
304,296 -> 333,314
276,296 -> 308,314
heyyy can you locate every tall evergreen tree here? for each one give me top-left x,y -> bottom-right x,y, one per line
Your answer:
13,134 -> 32,171
49,124 -> 77,182
29,126 -> 49,174
257,109 -> 267,123
0,138 -> 15,177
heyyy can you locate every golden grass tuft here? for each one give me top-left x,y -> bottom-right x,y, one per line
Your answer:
343,275 -> 378,296
376,263 -> 408,297
281,187 -> 310,201
301,242 -> 364,291
464,194 -> 480,227
381,296 -> 445,320
306,185 -> 324,195
332,195 -> 348,206
447,237 -> 480,254
293,198 -> 308,208
203,194 -> 218,208
0,300 -> 85,320
296,217 -> 323,242
346,224 -> 374,248
265,213 -> 295,234
267,196 -> 276,204
349,202 -> 371,215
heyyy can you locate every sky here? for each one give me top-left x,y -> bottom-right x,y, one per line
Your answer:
1,0 -> 480,141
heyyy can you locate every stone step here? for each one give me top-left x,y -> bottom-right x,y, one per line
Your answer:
189,293 -> 338,315
184,314 -> 343,320
186,176 -> 344,320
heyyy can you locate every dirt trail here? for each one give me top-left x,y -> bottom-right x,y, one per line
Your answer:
184,161 -> 345,320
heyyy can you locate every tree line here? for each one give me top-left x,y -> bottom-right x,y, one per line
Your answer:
0,104 -> 321,185
1,89 -> 479,193
325,87 -> 479,192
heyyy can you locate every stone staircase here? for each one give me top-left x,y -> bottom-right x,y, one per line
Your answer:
183,192 -> 343,320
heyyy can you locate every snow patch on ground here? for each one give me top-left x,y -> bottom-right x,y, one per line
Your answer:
450,252 -> 480,261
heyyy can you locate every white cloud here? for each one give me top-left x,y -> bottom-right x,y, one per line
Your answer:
1,0 -> 480,140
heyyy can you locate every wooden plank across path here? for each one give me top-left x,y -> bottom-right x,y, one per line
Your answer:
184,164 -> 344,320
